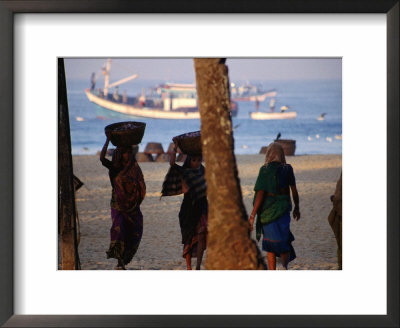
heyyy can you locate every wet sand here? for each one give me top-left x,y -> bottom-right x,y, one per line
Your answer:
71,154 -> 342,270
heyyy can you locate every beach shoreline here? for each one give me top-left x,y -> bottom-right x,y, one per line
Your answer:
69,154 -> 342,270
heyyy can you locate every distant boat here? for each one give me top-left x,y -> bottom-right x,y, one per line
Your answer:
317,113 -> 327,121
250,111 -> 297,120
231,82 -> 277,102
85,59 -> 238,120
249,104 -> 296,120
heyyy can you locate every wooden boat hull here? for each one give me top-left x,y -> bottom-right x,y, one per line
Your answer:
86,90 -> 201,119
250,111 -> 297,120
86,90 -> 238,119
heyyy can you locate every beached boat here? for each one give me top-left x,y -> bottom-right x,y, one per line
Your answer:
85,59 -> 238,119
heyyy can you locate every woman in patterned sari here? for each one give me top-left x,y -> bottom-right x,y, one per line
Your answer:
161,140 -> 208,270
249,142 -> 300,270
100,135 -> 146,270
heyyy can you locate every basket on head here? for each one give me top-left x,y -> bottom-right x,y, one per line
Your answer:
105,121 -> 146,147
173,131 -> 202,155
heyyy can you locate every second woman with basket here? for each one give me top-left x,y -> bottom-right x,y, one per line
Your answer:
161,134 -> 208,270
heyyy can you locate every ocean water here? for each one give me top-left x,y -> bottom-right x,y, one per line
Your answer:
66,78 -> 342,155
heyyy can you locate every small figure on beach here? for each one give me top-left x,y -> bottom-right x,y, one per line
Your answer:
100,134 -> 146,270
161,139 -> 208,270
249,142 -> 300,270
328,172 -> 342,269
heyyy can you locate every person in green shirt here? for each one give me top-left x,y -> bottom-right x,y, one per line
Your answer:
249,142 -> 300,269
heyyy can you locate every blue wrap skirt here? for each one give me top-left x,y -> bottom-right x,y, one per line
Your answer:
262,211 -> 296,262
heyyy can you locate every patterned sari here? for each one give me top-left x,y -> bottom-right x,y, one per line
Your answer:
103,159 -> 146,265
161,156 -> 208,258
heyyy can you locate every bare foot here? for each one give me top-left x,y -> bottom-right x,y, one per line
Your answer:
116,260 -> 126,270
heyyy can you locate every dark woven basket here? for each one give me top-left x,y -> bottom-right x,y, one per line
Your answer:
174,131 -> 202,155
274,139 -> 296,156
137,152 -> 154,162
155,153 -> 170,162
144,142 -> 164,155
105,121 -> 146,147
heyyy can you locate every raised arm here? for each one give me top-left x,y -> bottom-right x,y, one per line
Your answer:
248,190 -> 265,231
290,185 -> 300,221
100,136 -> 110,163
169,139 -> 178,166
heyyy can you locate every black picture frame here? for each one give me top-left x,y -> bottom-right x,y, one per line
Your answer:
1,1 -> 398,327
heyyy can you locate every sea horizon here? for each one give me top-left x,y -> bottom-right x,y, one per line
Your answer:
67,78 -> 342,156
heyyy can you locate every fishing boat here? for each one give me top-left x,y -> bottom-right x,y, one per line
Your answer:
250,104 -> 297,120
230,82 -> 277,102
230,81 -> 294,120
85,59 -> 238,119
250,111 -> 297,120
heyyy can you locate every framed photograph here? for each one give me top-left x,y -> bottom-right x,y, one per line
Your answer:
1,1 -> 398,327
62,56 -> 343,273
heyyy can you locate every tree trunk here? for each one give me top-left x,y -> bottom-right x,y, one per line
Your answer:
58,58 -> 80,270
194,58 -> 265,270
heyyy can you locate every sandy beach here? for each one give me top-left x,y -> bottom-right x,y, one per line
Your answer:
70,154 -> 342,270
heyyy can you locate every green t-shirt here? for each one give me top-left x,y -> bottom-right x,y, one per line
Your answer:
253,163 -> 290,239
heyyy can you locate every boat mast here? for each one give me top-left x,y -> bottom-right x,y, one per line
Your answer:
108,74 -> 138,88
103,59 -> 111,98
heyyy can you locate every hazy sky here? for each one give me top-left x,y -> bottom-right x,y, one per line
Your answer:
65,58 -> 341,82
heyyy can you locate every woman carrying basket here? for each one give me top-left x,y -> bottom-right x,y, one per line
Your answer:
161,138 -> 208,270
100,133 -> 146,270
249,142 -> 300,270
